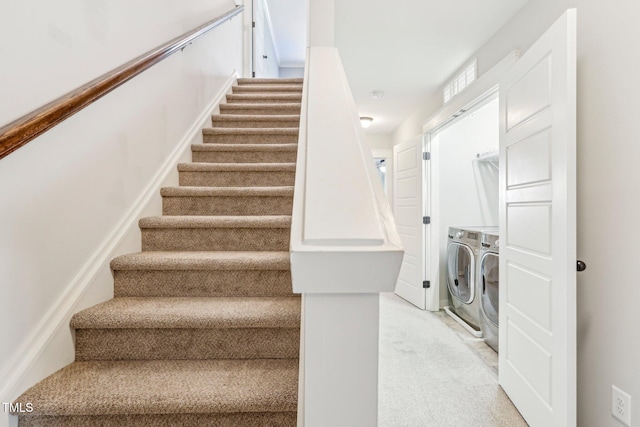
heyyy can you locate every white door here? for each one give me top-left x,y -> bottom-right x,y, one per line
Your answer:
252,0 -> 266,77
499,9 -> 576,427
393,136 -> 425,309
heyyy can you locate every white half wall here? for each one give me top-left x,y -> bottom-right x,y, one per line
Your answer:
0,2 -> 242,425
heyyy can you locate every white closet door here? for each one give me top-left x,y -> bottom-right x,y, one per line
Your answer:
252,0 -> 266,77
499,10 -> 576,427
393,137 -> 425,309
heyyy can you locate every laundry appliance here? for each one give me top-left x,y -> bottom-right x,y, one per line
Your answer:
445,226 -> 497,337
479,230 -> 500,352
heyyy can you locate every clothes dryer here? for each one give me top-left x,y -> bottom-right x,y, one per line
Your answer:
479,230 -> 500,352
445,226 -> 497,337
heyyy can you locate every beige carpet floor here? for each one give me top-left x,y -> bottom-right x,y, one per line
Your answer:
379,292 -> 529,426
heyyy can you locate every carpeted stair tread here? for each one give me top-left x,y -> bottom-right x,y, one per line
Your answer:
71,297 -> 300,329
212,114 -> 301,120
178,165 -> 295,187
139,216 -> 291,251
212,115 -> 300,128
160,186 -> 294,216
191,143 -> 297,152
203,128 -> 298,136
237,78 -> 302,85
226,93 -> 302,104
232,85 -> 302,93
178,162 -> 295,172
13,359 -> 298,416
16,413 -> 297,426
203,129 -> 299,145
111,251 -> 290,271
139,215 -> 291,229
219,103 -> 301,114
113,270 -> 293,298
160,186 -> 294,197
191,144 -> 298,164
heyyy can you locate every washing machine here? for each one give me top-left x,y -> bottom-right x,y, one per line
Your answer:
479,230 -> 500,352
445,226 -> 497,337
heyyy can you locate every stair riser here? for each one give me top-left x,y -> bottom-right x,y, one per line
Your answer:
114,270 -> 293,297
220,106 -> 301,115
179,171 -> 295,187
237,78 -> 303,85
203,133 -> 298,144
141,228 -> 290,251
211,119 -> 300,128
18,412 -> 298,427
192,150 -> 297,163
75,328 -> 300,360
232,86 -> 302,93
163,195 -> 293,216
226,96 -> 302,104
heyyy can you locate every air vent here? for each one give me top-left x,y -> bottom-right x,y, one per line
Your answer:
444,59 -> 477,103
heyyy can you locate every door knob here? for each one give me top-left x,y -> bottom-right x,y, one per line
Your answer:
262,55 -> 268,59
577,260 -> 586,272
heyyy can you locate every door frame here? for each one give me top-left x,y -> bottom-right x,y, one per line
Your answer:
420,50 -> 520,311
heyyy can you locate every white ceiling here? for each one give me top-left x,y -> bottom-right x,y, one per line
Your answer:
265,0 -> 529,134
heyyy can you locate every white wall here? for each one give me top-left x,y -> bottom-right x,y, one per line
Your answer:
0,1 -> 242,424
392,0 -> 640,425
432,97 -> 499,306
576,1 -> 640,425
366,133 -> 393,150
279,67 -> 305,78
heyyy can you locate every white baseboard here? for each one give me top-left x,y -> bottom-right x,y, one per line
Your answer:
0,71 -> 238,414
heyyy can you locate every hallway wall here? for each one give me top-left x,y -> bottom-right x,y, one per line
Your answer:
392,0 -> 640,425
0,1 -> 242,424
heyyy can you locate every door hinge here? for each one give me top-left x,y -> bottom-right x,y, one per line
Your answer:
423,152 -> 431,160
252,71 -> 255,78
423,280 -> 430,289
252,21 -> 256,28
423,216 -> 431,225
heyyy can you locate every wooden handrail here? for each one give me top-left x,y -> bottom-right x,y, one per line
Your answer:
0,5 -> 243,160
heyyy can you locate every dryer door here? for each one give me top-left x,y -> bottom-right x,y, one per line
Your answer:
480,252 -> 499,326
446,243 -> 475,304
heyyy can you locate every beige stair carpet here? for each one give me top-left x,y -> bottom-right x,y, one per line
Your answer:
13,78 -> 302,426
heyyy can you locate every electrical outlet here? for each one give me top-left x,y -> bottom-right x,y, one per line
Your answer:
612,385 -> 631,426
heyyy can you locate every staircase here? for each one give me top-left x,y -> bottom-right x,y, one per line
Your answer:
13,78 -> 302,426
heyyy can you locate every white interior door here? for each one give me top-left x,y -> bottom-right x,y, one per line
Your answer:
499,9 -> 576,427
252,0 -> 266,77
393,136 -> 425,309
